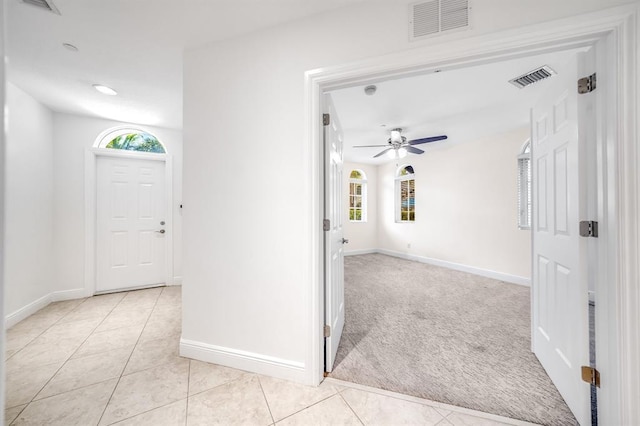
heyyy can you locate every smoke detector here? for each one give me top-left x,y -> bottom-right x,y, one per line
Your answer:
364,85 -> 377,96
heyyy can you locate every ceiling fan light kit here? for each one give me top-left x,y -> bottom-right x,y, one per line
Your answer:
354,127 -> 447,159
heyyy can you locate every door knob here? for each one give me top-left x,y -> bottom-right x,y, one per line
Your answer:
156,229 -> 165,234
341,238 -> 349,244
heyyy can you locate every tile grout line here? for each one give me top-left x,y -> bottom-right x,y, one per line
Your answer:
338,392 -> 366,426
257,376 -> 275,425
434,417 -> 448,425
20,295 -> 128,409
96,288 -> 164,425
185,359 -> 191,426
267,390 -> 342,424
6,297 -> 90,361
186,374 -> 248,399
65,294 -> 128,362
104,397 -> 189,425
325,378 -> 534,426
8,404 -> 28,426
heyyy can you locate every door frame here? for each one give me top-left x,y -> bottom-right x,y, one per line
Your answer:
84,148 -> 174,295
305,4 -> 639,425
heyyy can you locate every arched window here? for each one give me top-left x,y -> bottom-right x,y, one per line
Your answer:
517,140 -> 531,229
396,165 -> 415,222
349,169 -> 367,222
97,128 -> 166,153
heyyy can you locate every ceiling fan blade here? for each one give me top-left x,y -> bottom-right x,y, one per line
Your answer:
408,135 -> 448,145
406,146 -> 424,155
374,148 -> 393,158
354,144 -> 391,148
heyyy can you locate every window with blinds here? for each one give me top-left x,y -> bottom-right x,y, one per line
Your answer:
397,165 -> 416,222
518,141 -> 532,229
349,170 -> 367,222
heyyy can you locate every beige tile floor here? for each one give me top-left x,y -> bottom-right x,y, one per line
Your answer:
5,287 -> 536,426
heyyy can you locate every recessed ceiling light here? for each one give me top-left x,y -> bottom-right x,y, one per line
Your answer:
93,84 -> 117,96
62,43 -> 78,52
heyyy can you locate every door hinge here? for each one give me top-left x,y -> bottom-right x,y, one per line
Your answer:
323,113 -> 331,126
579,221 -> 598,238
581,366 -> 600,388
323,219 -> 330,231
324,325 -> 331,338
578,73 -> 597,94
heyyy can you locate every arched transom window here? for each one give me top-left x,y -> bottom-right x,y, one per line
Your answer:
349,169 -> 367,222
97,128 -> 166,154
396,165 -> 415,222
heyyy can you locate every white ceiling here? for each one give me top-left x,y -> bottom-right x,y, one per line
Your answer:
331,48 -> 585,165
7,0 -> 366,129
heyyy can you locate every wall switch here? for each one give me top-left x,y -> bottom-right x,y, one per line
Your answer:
407,243 -> 411,249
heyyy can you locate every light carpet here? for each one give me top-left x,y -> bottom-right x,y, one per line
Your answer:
329,253 -> 576,426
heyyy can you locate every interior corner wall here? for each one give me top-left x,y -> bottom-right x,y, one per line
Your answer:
183,0 -> 632,384
52,113 -> 184,295
0,0 -> 6,410
377,127 -> 532,280
343,162 -> 378,254
4,83 -> 54,317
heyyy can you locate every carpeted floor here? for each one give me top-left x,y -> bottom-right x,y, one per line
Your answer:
329,254 -> 577,426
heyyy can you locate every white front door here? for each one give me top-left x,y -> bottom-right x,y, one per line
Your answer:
96,156 -> 167,293
531,51 -> 592,425
324,94 -> 345,372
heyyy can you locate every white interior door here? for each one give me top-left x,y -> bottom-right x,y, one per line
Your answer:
531,51 -> 592,425
96,156 -> 167,293
324,94 -> 345,372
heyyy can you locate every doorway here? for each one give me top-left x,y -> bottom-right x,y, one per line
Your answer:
316,30 -> 616,426
85,128 -> 174,296
323,48 -> 588,424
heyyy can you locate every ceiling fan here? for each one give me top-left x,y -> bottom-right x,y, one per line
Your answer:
354,128 -> 447,159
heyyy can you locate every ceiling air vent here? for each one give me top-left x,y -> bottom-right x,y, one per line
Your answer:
509,65 -> 557,89
20,0 -> 61,15
410,0 -> 469,41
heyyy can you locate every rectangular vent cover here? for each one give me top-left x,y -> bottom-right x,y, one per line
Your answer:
21,0 -> 61,14
410,0 -> 469,40
509,66 -> 557,89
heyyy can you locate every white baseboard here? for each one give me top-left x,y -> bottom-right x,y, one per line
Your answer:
375,249 -> 531,287
6,287 -> 89,329
5,293 -> 52,329
180,338 -> 307,384
172,276 -> 183,285
344,249 -> 377,256
51,288 -> 88,302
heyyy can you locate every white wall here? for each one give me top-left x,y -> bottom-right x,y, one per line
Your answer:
377,127 -> 531,280
1,1 -> 7,411
343,162 -> 377,254
52,113 -> 183,294
4,83 -> 54,316
183,0 -> 635,383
